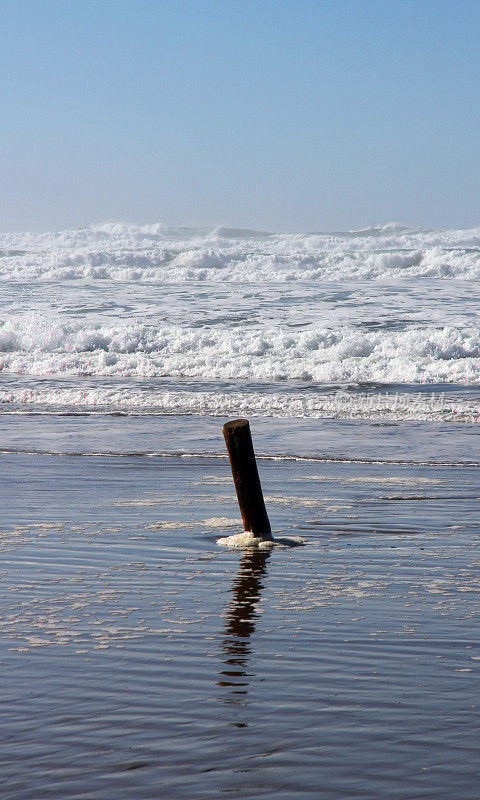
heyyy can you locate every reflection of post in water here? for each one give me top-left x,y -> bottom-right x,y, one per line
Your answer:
217,548 -> 270,696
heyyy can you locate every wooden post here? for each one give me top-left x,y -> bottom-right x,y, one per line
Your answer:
222,419 -> 272,539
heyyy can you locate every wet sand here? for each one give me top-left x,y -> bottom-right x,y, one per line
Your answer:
1,440 -> 480,799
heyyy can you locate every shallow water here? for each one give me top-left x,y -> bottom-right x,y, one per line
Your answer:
2,411 -> 480,464
1,431 -> 480,799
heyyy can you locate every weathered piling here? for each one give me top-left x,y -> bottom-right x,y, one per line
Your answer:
222,419 -> 272,539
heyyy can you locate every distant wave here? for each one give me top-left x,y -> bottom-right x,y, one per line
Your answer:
2,222 -> 480,282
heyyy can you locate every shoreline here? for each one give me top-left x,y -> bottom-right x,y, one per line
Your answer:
0,410 -> 479,465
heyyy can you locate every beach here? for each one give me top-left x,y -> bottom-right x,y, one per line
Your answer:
1,413 -> 480,799
1,224 -> 480,797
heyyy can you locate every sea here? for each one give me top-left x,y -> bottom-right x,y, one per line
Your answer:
1,222 -> 480,799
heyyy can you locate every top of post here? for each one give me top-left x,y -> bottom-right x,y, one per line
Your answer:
222,419 -> 250,435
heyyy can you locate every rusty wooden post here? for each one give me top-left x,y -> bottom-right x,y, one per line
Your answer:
222,419 -> 272,539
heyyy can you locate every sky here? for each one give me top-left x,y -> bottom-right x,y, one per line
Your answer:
1,0 -> 480,233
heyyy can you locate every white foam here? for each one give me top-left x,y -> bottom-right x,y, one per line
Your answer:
1,382 -> 479,422
217,532 -> 273,548
216,532 -> 304,548
201,517 -> 241,528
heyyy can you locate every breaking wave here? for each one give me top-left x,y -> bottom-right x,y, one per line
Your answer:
0,317 -> 479,385
2,222 -> 480,282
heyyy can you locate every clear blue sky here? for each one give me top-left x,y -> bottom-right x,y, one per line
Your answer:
1,0 -> 479,232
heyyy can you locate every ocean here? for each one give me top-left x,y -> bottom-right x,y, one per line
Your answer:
1,221 -> 480,425
1,223 -> 480,799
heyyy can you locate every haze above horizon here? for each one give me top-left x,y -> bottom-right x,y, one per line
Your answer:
1,0 -> 479,233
